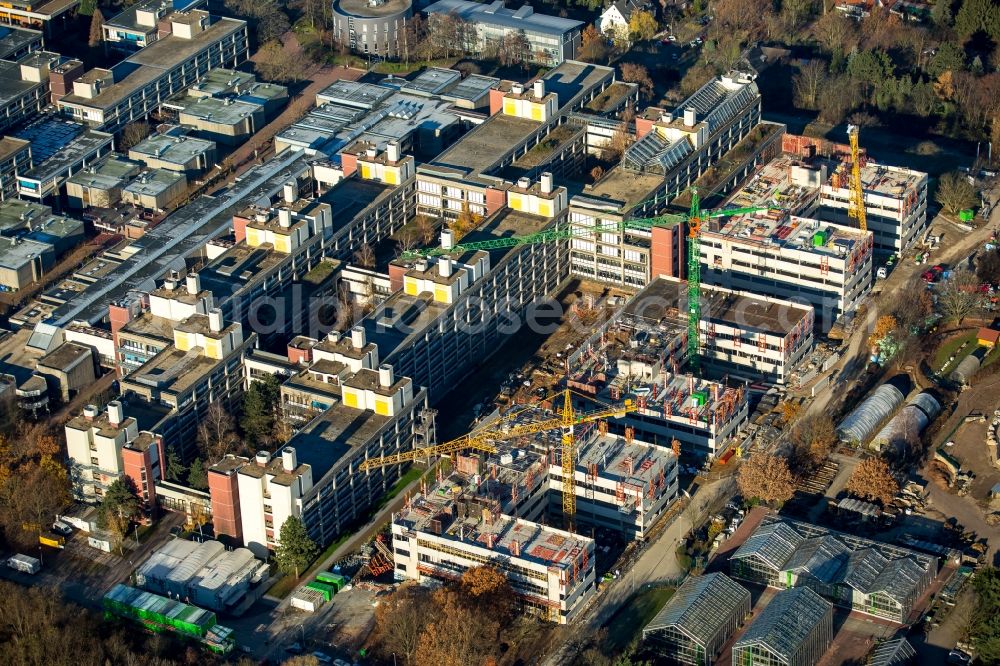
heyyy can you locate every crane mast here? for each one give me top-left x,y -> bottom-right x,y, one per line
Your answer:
847,124 -> 868,232
686,188 -> 702,374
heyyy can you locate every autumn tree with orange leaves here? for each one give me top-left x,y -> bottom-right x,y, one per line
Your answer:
846,457 -> 899,506
737,453 -> 795,505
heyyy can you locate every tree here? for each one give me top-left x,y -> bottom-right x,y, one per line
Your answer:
848,49 -> 894,105
257,5 -> 292,43
197,401 -> 240,463
241,374 -> 281,445
970,567 -> 1000,664
460,565 -> 514,621
579,24 -> 608,63
846,457 -> 899,505
977,248 -> 1000,286
936,171 -> 977,215
781,400 -> 801,423
374,582 -> 432,664
928,41 -> 966,78
794,59 -> 828,109
954,0 -> 1000,41
275,516 -> 318,578
868,314 -> 898,347
416,215 -> 436,245
737,453 -> 795,505
255,40 -> 303,83
937,270 -> 982,323
628,10 -> 658,42
400,14 -> 427,66
620,62 -> 654,99
497,31 -> 531,67
164,447 -> 185,482
99,478 -> 140,554
354,242 -> 376,268
816,74 -> 859,124
813,11 -> 854,55
396,230 -> 418,258
450,202 -> 481,240
187,458 -> 208,491
932,0 -> 953,28
88,9 -> 104,48
119,121 -> 151,151
791,414 -> 837,467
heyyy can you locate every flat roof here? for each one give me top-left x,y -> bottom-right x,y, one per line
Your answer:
120,312 -> 176,341
187,67 -> 255,96
67,155 -> 142,190
179,95 -> 261,125
400,67 -> 460,95
124,169 -> 186,197
542,60 -> 613,108
629,277 -> 812,336
334,0 -> 410,17
424,0 -> 582,36
128,15 -> 246,67
0,236 -> 51,268
49,148 -> 310,326
0,25 -> 41,61
15,119 -> 113,184
130,132 -> 215,164
316,79 -> 394,110
285,400 -> 396,480
573,167 -> 665,213
0,135 -> 29,162
37,340 -> 91,371
430,113 -> 540,174
0,59 -> 41,110
124,344 -> 224,395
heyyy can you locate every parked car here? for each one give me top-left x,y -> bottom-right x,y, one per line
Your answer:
311,651 -> 333,664
877,266 -> 888,279
52,520 -> 73,536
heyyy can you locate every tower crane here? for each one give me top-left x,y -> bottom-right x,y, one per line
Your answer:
846,124 -> 868,233
359,390 -> 634,529
401,190 -> 771,370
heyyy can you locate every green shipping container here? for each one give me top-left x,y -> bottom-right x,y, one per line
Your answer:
812,230 -> 829,247
305,581 -> 335,601
691,390 -> 707,406
316,571 -> 347,590
959,209 -> 974,222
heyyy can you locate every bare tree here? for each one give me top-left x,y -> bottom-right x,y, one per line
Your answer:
620,62 -> 654,99
737,453 -> 795,505
354,243 -> 376,269
938,270 -> 982,324
846,457 -> 899,506
255,40 -> 304,82
197,401 -> 240,463
793,60 -> 828,109
119,121 -> 151,151
416,215 -> 436,245
936,171 -> 978,215
498,32 -> 531,67
396,230 -> 418,258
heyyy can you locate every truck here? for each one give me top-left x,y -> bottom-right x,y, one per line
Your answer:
39,532 -> 65,549
7,554 -> 41,574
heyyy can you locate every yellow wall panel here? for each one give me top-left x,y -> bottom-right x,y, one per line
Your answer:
342,389 -> 360,409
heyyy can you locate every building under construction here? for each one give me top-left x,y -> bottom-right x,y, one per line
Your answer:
564,297 -> 751,459
391,423 -> 677,622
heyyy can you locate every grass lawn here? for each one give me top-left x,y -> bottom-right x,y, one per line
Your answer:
602,585 -> 675,655
933,330 -> 977,371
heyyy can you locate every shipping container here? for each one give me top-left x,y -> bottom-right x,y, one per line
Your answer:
305,581 -> 336,601
316,571 -> 348,590
103,584 -> 234,654
39,533 -> 65,548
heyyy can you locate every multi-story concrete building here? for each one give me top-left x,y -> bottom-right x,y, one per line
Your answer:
65,155 -> 143,208
626,277 -> 815,384
424,0 -> 583,66
330,0 -> 411,58
177,95 -> 264,146
699,157 -> 874,331
416,62 -> 617,223
121,168 -> 187,210
392,488 -> 596,623
13,116 -> 114,200
0,24 -> 42,61
209,362 -> 432,557
102,0 -> 207,52
119,309 -> 254,461
128,129 -> 216,176
570,71 -> 775,290
64,401 -> 164,508
0,50 -> 60,134
0,136 -> 30,200
57,10 -> 248,134
0,0 -> 79,36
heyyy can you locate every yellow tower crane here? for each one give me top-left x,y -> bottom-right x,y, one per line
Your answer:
847,124 -> 868,233
358,390 -> 634,530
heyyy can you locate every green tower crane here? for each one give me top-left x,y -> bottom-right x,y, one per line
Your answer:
402,189 -> 771,369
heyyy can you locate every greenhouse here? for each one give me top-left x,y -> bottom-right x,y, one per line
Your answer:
837,382 -> 905,445
867,638 -> 916,666
642,573 -> 751,666
731,587 -> 833,666
869,392 -> 941,454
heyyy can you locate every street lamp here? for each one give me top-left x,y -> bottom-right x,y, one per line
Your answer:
134,524 -> 140,547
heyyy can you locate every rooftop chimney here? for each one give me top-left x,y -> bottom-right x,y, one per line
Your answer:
208,308 -> 223,333
327,330 -> 341,344
283,181 -> 298,203
186,272 -> 201,295
386,141 -> 400,163
439,257 -> 453,278
278,208 -> 292,228
255,451 -> 270,467
378,363 -> 394,388
107,401 -> 124,426
83,404 -> 98,420
517,176 -> 530,189
540,172 -> 553,194
366,145 -> 377,158
683,107 -> 697,127
533,79 -> 545,99
440,229 -> 454,250
351,326 -> 366,349
281,446 -> 297,472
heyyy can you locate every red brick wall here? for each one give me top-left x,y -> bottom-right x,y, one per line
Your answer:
635,117 -> 656,140
340,152 -> 358,177
489,89 -> 505,115
781,134 -> 855,161
485,187 -> 506,215
287,344 -> 312,365
651,225 -> 684,279
208,466 -> 243,541
388,262 -> 408,294
232,215 -> 249,243
122,446 -> 156,513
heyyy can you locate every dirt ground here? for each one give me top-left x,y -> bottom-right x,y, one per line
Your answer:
947,420 -> 1000,500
